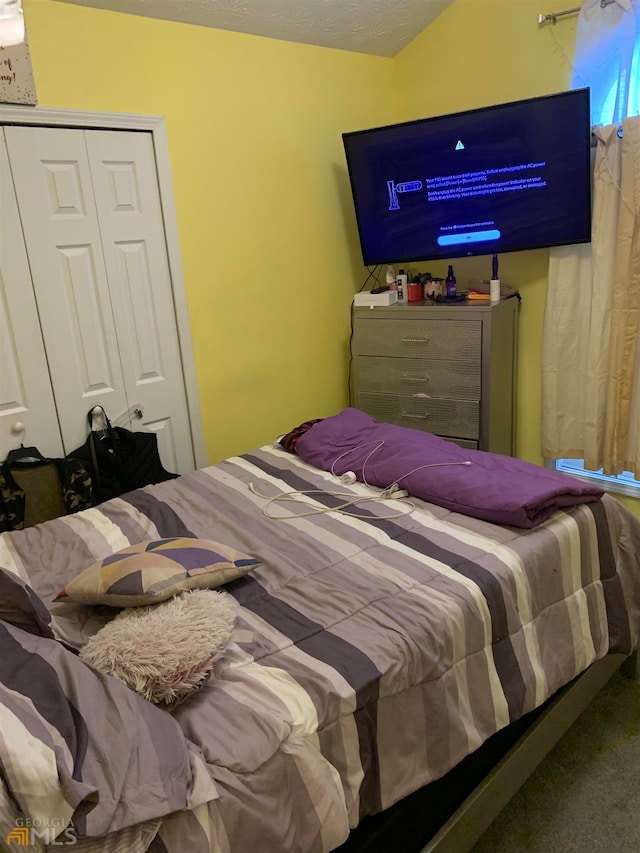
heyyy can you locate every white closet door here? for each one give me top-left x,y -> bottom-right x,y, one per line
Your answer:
0,133 -> 64,460
4,125 -> 195,474
86,131 -> 194,474
3,125 -> 129,455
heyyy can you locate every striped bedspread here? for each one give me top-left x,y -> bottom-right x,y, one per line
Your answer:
1,443 -> 640,853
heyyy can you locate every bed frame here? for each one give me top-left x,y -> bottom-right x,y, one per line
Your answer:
426,651 -> 637,852
338,651 -> 637,853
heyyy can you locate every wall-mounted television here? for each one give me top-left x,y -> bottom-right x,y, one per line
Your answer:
342,88 -> 592,266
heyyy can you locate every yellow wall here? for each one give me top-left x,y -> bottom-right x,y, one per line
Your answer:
22,0 -> 394,460
18,0 -> 640,517
395,0 -> 640,518
394,0 -> 578,467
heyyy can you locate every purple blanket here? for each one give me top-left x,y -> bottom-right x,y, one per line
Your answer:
294,408 -> 603,528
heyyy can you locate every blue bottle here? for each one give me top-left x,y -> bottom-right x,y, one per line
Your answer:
446,265 -> 457,298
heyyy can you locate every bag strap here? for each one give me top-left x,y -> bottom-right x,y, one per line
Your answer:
88,433 -> 100,479
87,406 -> 113,435
86,407 -> 124,482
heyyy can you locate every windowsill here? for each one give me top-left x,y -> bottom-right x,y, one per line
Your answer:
546,459 -> 640,500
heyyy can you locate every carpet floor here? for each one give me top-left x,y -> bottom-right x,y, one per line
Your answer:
470,669 -> 640,853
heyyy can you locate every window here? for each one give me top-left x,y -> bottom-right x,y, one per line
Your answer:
572,0 -> 640,128
598,44 -> 640,125
550,459 -> 640,499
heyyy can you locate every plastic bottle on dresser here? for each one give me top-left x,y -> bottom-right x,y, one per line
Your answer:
396,268 -> 408,303
386,264 -> 397,294
445,265 -> 457,298
385,264 -> 396,286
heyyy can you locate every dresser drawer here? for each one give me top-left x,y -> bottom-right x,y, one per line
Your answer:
355,356 -> 481,400
356,391 -> 480,440
442,437 -> 480,451
353,318 -> 481,360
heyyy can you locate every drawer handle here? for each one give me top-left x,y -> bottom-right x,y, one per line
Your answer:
401,337 -> 429,344
401,375 -> 429,383
402,413 -> 429,420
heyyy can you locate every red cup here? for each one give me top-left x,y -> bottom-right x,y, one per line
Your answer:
407,282 -> 423,302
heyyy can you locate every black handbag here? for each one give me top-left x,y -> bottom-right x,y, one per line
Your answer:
68,407 -> 178,504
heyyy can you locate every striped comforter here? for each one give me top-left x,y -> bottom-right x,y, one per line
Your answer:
1,443 -> 640,852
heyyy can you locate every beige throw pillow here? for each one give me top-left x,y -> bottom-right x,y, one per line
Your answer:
54,537 -> 260,607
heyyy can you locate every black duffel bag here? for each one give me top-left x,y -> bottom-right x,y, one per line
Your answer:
68,407 -> 178,504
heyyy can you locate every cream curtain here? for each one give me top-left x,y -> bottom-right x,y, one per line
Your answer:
541,116 -> 640,475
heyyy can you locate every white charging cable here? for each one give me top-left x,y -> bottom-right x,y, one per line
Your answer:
330,440 -> 385,492
380,460 -> 473,495
330,439 -> 473,495
250,439 -> 472,521
248,482 -> 414,520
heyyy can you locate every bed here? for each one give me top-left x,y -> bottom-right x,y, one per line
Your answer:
1,408 -> 640,853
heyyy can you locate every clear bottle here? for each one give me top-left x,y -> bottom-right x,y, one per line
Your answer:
385,264 -> 396,288
446,265 -> 457,298
396,268 -> 408,303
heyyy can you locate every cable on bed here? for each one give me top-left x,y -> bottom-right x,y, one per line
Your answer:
248,482 -> 415,520
249,441 -> 473,520
329,439 -> 473,496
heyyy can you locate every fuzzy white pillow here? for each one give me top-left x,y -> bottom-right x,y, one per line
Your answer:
79,590 -> 238,705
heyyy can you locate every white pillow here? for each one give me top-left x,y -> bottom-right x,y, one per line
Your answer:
79,590 -> 238,705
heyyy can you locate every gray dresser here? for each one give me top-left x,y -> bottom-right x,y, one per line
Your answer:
351,297 -> 519,454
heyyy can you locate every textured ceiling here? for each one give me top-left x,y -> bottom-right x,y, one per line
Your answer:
53,0 -> 455,57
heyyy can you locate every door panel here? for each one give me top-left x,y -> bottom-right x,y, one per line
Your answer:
3,126 -> 129,454
0,133 -> 64,460
4,125 -> 195,474
86,131 -> 194,473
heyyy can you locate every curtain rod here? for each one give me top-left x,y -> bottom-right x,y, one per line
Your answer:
538,0 -> 616,25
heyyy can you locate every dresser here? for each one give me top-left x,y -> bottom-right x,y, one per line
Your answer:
351,297 -> 519,454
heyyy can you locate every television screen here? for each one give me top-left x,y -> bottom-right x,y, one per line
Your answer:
342,88 -> 592,266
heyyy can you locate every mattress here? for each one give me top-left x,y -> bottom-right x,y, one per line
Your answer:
1,441 -> 640,852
